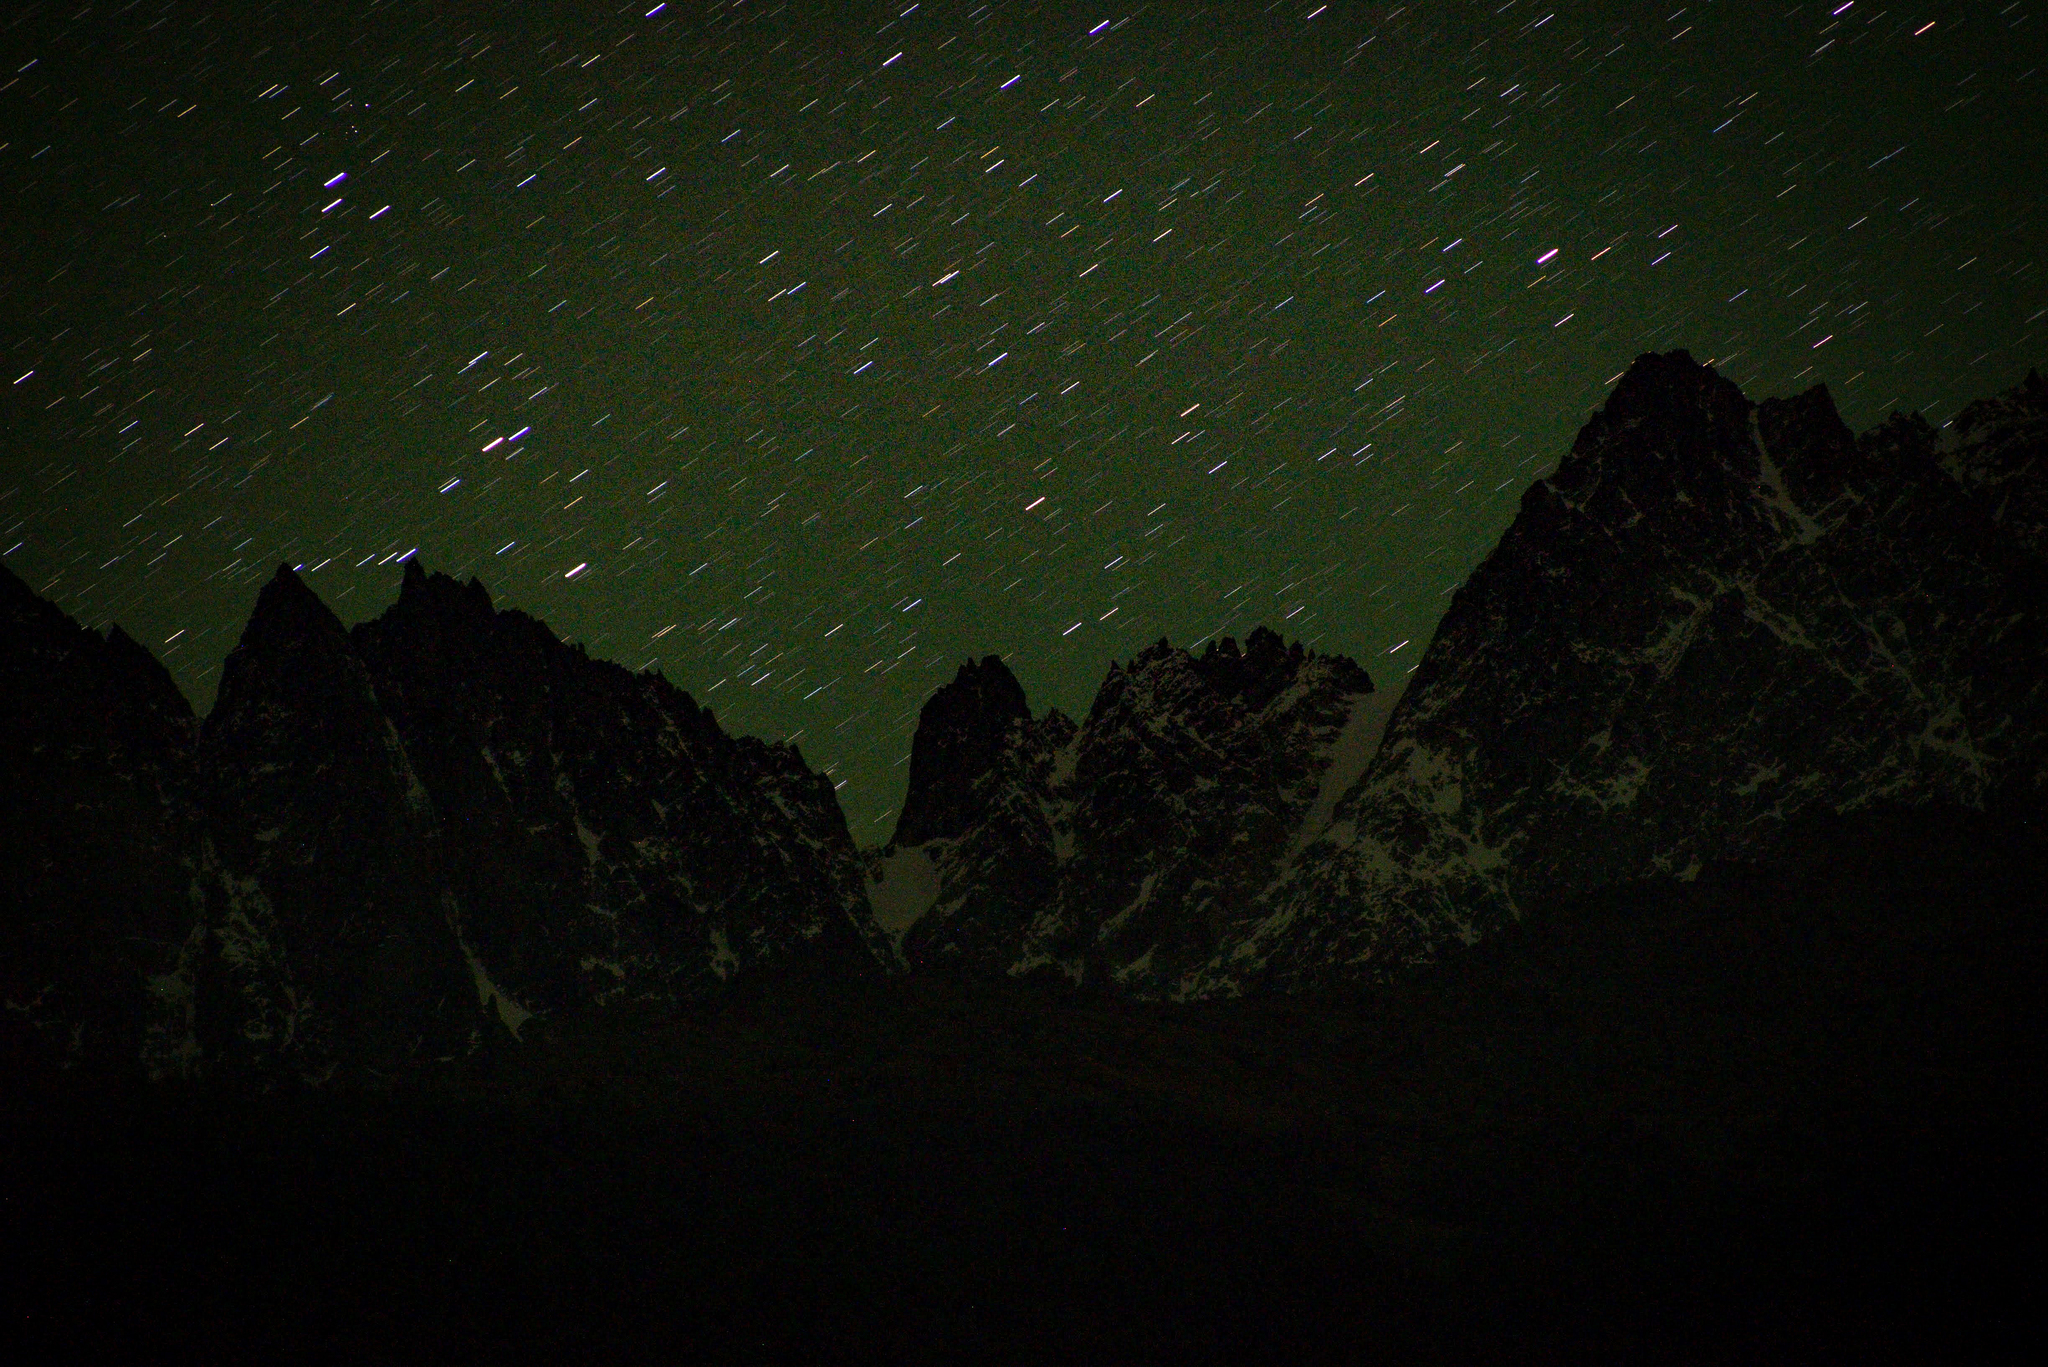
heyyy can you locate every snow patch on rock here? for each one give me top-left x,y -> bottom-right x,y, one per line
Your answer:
1289,684 -> 1401,858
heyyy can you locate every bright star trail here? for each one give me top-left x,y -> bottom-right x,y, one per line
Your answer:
2,1 -> 2040,828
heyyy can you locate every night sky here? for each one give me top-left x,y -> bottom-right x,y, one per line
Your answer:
2,1 -> 2041,833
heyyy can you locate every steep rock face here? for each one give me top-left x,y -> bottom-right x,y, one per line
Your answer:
1025,631 -> 1377,994
877,355 -> 2048,999
351,562 -> 884,1013
1212,353 -> 2048,994
874,632 -> 1379,992
883,674 -> 1075,973
891,655 -> 1034,849
1944,367 -> 2048,558
1,565 -> 201,1070
182,566 -> 474,1079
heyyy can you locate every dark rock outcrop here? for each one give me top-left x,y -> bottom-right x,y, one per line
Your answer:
879,690 -> 1076,975
183,565 -> 473,1079
891,655 -> 1035,849
349,560 -> 885,1020
1943,367 -> 2048,557
2,565 -> 201,1072
1023,630 -> 1377,993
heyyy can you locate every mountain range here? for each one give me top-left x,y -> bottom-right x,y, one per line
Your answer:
4,558 -> 883,1081
6,350 -> 2044,1079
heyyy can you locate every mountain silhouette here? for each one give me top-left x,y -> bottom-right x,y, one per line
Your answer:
6,353 -> 2045,1075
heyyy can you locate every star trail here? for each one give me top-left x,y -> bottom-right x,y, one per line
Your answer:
2,0 -> 2041,828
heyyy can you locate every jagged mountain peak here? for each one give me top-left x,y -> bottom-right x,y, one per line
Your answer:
394,557 -> 495,619
12,359 -> 2046,1076
1086,628 -> 1363,728
1206,625 -> 1283,660
358,561 -> 731,762
1194,627 -> 1348,711
1564,353 -> 1866,519
1552,352 -> 1753,494
892,654 -> 1034,848
1125,627 -> 1294,675
375,559 -> 568,653
1595,348 -> 1733,420
1940,372 -> 2048,560
2,566 -> 203,1071
882,622 -> 1379,988
230,563 -> 348,657
954,653 -> 1029,707
256,559 -> 324,608
1231,359 -> 2048,997
1,564 -> 123,671
7,558 -> 893,1079
1859,408 -> 1942,460
206,564 -> 375,743
1953,365 -> 2048,442
1,565 -> 194,748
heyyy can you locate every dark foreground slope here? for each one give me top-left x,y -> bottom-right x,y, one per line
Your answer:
8,803 -> 2041,1363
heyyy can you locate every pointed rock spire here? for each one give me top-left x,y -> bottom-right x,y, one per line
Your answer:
208,565 -> 356,728
241,563 -> 345,646
894,655 -> 1032,848
1575,350 -> 1751,456
388,557 -> 495,625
